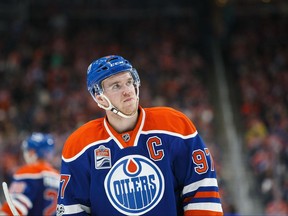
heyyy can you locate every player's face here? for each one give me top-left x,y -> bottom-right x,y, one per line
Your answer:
23,149 -> 38,164
101,72 -> 138,115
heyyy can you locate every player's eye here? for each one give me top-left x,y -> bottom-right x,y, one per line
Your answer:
112,83 -> 121,90
126,79 -> 133,86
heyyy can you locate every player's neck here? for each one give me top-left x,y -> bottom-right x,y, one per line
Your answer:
106,111 -> 138,133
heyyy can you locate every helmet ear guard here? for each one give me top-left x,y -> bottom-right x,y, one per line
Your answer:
131,68 -> 141,88
95,94 -> 113,110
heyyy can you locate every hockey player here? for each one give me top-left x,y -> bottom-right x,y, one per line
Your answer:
0,132 -> 60,216
57,55 -> 223,216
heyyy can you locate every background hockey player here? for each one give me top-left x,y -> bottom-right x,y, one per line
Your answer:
57,55 -> 223,216
0,132 -> 60,216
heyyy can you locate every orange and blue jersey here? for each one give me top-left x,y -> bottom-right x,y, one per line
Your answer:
57,106 -> 223,216
1,161 -> 60,216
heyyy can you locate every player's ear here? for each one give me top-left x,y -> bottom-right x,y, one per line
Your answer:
96,94 -> 104,102
95,95 -> 107,107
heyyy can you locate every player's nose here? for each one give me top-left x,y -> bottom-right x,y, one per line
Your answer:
122,85 -> 132,96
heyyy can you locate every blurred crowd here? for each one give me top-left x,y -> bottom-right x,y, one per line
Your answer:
226,14 -> 288,215
0,9 -> 234,214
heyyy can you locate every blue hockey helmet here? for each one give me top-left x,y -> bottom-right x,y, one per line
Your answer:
22,132 -> 55,159
87,55 -> 140,98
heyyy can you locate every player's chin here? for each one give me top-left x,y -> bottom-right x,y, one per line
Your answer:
122,103 -> 138,115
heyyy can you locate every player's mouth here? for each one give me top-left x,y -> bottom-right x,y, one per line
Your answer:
123,97 -> 135,103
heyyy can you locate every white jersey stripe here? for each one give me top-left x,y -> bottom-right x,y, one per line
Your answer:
12,193 -> 33,208
14,170 -> 59,180
104,119 -> 123,149
63,137 -> 112,162
12,199 -> 28,215
182,178 -> 218,195
184,202 -> 223,212
63,204 -> 91,215
141,130 -> 198,139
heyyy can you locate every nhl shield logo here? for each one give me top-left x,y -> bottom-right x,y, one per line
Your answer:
104,155 -> 165,215
122,133 -> 130,142
95,145 -> 111,169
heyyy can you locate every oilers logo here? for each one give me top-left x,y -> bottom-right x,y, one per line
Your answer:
104,155 -> 165,215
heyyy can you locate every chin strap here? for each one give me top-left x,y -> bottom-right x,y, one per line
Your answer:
94,86 -> 140,119
110,107 -> 138,119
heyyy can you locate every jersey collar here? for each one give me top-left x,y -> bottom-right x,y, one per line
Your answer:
103,106 -> 145,149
